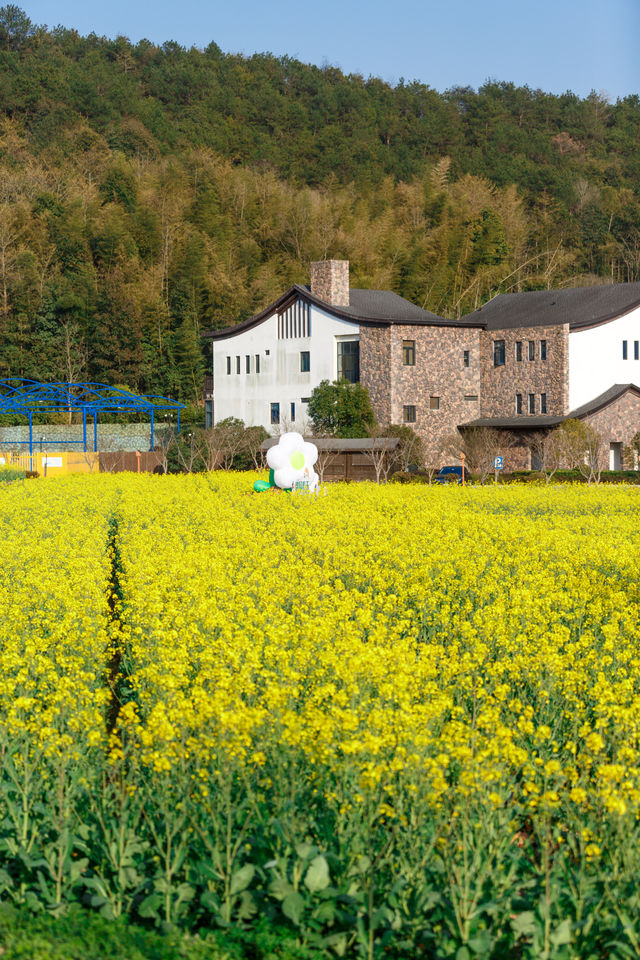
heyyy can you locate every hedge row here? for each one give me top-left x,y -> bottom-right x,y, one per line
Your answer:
391,470 -> 640,485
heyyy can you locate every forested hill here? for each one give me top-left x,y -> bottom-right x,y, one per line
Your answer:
0,5 -> 639,403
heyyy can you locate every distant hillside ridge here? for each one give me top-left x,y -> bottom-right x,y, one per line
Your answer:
1,7 -> 639,192
0,5 -> 638,402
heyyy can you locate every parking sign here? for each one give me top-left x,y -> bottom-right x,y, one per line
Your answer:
494,456 -> 503,470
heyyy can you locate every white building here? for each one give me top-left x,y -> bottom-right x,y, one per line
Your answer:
204,260 -> 640,471
203,259 -> 449,432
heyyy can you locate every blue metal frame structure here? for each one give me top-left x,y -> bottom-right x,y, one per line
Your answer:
0,380 -> 185,454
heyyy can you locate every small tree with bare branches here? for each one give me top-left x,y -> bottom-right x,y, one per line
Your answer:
532,429 -> 564,484
244,425 -> 269,470
363,426 -> 397,484
156,427 -> 177,474
556,419 -> 604,484
383,424 -> 425,473
204,418 -> 247,471
441,427 -> 515,483
175,428 -> 206,473
314,439 -> 341,484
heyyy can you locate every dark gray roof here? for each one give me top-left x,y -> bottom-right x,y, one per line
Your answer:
460,383 -> 640,430
462,282 -> 640,331
568,383 -> 640,418
260,436 -> 400,452
204,279 -> 640,341
318,288 -> 459,325
204,284 -> 478,340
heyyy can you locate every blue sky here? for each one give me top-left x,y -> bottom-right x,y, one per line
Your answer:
23,0 -> 640,101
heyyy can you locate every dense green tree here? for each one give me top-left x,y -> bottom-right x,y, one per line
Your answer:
0,4 -> 32,50
307,379 -> 376,438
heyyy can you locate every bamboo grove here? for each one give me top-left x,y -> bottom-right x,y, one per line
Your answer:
0,7 -> 638,403
2,473 -> 640,957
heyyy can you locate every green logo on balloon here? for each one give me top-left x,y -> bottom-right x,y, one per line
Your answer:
289,451 -> 305,470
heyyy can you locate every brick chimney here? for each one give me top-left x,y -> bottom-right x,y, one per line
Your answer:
310,260 -> 349,306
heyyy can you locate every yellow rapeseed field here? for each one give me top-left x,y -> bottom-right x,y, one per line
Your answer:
1,473 -> 640,957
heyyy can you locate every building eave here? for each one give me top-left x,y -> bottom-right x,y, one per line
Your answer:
459,383 -> 640,431
203,284 -> 483,341
568,300 -> 640,331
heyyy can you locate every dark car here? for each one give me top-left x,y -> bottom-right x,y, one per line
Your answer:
434,465 -> 471,484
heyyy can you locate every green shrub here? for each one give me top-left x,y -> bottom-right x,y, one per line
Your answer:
0,467 -> 26,482
500,469 -> 640,485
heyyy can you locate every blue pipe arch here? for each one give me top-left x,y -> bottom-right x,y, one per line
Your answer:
0,380 -> 185,454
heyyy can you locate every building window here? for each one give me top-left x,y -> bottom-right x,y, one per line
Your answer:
205,400 -> 213,430
337,340 -> 360,383
270,403 -> 280,425
516,393 -> 523,414
255,354 -> 260,373
246,355 -> 251,373
429,396 -> 440,410
623,340 -> 628,359
403,405 -> 416,422
515,341 -> 522,362
464,395 -> 478,401
635,341 -> 639,360
494,340 -> 505,366
301,397 -> 311,403
528,393 -> 535,414
300,350 -> 310,372
541,393 -> 547,414
402,340 -> 416,365
528,340 -> 535,361
540,339 -> 547,360
236,356 -> 240,374
290,402 -> 296,422
463,350 -> 470,367
226,356 -> 231,375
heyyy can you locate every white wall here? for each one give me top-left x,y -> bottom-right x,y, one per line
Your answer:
569,305 -> 640,409
212,302 -> 360,430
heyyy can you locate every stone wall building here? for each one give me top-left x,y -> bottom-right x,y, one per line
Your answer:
204,261 -> 640,471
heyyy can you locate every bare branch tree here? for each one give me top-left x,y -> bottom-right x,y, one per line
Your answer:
175,429 -> 205,474
363,427 -> 397,484
202,429 -> 224,471
314,439 -> 341,484
204,418 -> 247,471
532,429 -> 564,484
556,419 -> 604,484
156,427 -> 177,474
441,427 -> 515,484
244,425 -> 269,471
383,425 -> 425,474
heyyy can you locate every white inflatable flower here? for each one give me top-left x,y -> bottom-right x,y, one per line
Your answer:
267,432 -> 319,491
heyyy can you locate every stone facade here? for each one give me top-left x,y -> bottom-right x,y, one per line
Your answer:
310,260 -> 349,306
583,391 -> 640,469
484,391 -> 640,473
480,324 -> 569,419
360,324 -> 482,466
357,320 -> 640,473
359,326 -> 392,425
504,439 -> 535,471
